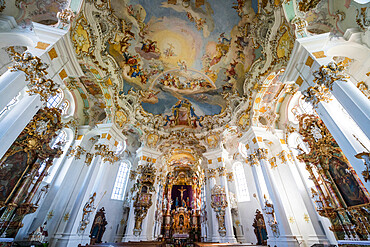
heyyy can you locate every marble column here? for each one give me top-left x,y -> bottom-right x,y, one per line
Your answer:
217,167 -> 237,243
225,172 -> 245,243
206,168 -> 220,242
123,147 -> 160,241
0,71 -> 26,112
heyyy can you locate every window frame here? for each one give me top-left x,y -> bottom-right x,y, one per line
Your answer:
111,161 -> 131,201
233,162 -> 250,202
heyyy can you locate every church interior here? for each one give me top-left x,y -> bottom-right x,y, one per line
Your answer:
0,0 -> 369,246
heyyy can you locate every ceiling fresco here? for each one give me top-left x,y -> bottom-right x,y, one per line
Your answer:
107,0 -> 259,117
62,0 -> 369,152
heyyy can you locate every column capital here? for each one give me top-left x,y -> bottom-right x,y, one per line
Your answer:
301,85 -> 332,108
217,166 -> 226,177
313,61 -> 349,90
207,168 -> 216,179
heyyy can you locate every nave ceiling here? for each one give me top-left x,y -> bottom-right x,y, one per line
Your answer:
0,0 -> 368,159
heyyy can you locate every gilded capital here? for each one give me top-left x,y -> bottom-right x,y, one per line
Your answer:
313,62 -> 348,90
129,170 -> 137,181
217,167 -> 226,177
255,148 -> 268,160
9,51 -> 59,102
302,85 -> 331,108
208,168 -> 216,179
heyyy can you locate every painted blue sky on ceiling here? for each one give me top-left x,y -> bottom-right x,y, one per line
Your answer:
110,0 -> 258,117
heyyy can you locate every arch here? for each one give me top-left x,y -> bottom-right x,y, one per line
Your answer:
326,43 -> 370,63
0,33 -> 35,49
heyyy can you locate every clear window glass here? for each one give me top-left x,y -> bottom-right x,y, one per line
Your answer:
47,91 -> 63,108
111,162 -> 130,200
233,162 -> 250,202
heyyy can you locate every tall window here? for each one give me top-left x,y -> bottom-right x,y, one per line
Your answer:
46,91 -> 63,108
59,100 -> 69,114
233,162 -> 250,202
111,161 -> 130,200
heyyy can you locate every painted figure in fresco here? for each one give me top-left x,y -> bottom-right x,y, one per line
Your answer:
329,157 -> 369,207
0,151 -> 29,202
141,39 -> 158,53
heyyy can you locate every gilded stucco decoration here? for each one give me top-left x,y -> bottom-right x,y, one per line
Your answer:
297,0 -> 322,12
313,62 -> 349,91
71,13 -> 95,57
131,163 -> 157,235
0,107 -> 63,237
356,7 -> 370,31
9,50 -> 59,102
301,85 -> 332,108
210,185 -> 228,237
297,114 -> 370,240
356,81 -> 370,99
56,8 -> 76,28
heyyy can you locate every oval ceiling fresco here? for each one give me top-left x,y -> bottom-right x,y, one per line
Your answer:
108,0 -> 260,116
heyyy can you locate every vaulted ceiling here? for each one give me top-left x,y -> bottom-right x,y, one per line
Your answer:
1,0 -> 367,155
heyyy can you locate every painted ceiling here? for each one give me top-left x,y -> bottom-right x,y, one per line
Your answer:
108,0 -> 259,117
3,0 -> 367,153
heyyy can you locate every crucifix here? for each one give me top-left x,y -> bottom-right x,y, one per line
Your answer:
178,186 -> 186,201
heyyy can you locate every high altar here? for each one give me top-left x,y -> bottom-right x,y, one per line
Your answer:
161,160 -> 203,243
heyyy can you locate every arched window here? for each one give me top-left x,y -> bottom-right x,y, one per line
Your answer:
59,100 -> 69,114
111,161 -> 130,200
233,162 -> 250,202
46,91 -> 63,108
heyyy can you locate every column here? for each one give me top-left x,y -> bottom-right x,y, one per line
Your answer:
283,37 -> 370,191
0,94 -> 41,159
242,129 -> 297,247
51,125 -> 115,247
217,166 -> 237,243
225,171 -> 245,243
0,71 -> 27,111
207,168 -> 221,242
123,146 -> 160,241
331,76 -> 370,138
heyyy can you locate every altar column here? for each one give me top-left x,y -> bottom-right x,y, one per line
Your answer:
282,34 -> 370,191
217,166 -> 237,243
123,147 -> 160,241
207,168 -> 221,242
240,128 -> 297,247
225,169 -> 245,243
